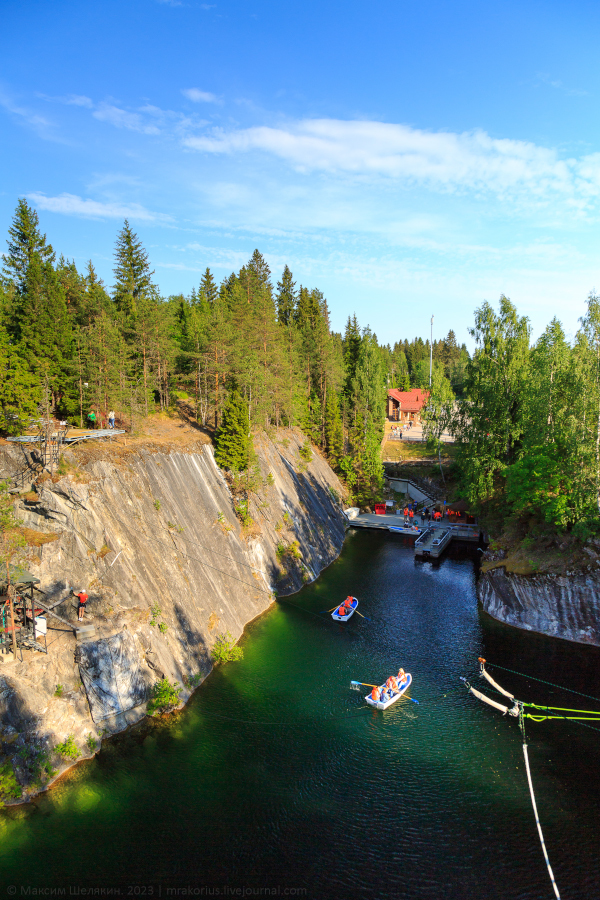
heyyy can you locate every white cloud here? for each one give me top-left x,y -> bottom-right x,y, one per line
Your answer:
182,118 -> 600,207
182,88 -> 218,104
27,192 -> 168,222
62,94 -> 94,107
93,103 -> 161,134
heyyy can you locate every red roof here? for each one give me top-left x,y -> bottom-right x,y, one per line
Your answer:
388,388 -> 430,412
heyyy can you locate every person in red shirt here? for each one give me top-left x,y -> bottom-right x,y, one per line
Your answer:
73,589 -> 88,621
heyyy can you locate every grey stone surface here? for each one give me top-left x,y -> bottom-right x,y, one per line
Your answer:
0,429 -> 347,801
478,567 -> 600,646
77,630 -> 149,721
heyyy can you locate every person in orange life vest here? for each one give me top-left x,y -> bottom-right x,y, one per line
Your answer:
371,686 -> 381,702
73,589 -> 88,621
344,597 -> 353,609
403,506 -> 409,525
337,605 -> 346,616
390,676 -> 399,692
409,508 -> 414,520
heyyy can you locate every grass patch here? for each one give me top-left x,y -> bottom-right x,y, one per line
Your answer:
19,528 -> 59,547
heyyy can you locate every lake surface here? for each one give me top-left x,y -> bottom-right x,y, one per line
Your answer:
1,530 -> 600,900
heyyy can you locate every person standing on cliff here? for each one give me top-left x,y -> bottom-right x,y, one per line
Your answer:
73,589 -> 89,621
108,410 -> 115,429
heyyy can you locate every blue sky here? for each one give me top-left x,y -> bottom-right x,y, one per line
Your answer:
2,0 -> 600,346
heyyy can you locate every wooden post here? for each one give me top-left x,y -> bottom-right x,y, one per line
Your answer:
7,586 -> 17,659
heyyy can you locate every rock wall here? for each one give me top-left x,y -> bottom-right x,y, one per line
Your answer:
0,429 -> 347,801
478,566 -> 600,646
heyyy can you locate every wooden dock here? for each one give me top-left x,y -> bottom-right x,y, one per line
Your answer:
346,512 -> 482,557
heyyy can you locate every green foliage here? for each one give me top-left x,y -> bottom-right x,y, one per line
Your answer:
153,499 -> 161,511
266,472 -> 275,486
55,735 -> 80,760
214,389 -> 250,471
147,678 -> 182,716
299,439 -> 312,462
54,684 -> 64,698
212,630 -> 244,664
0,760 -> 22,805
158,621 -> 168,634
86,734 -> 98,752
0,480 -> 26,579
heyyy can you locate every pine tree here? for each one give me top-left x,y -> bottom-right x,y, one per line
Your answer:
276,265 -> 297,325
199,268 -> 218,305
113,220 -> 155,319
214,390 -> 250,471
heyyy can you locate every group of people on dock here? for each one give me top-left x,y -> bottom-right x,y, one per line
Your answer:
87,410 -> 116,430
371,669 -> 407,703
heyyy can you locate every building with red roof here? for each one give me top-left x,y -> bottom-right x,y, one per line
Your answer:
387,388 -> 430,423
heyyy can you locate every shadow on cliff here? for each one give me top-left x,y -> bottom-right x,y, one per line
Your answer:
172,603 -> 211,678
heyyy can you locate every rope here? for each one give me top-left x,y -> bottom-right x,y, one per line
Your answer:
522,738 -> 561,899
196,706 -> 374,727
487,661 -> 600,707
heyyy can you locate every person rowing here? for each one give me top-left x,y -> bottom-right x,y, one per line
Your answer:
344,596 -> 354,609
371,686 -> 381,702
337,605 -> 347,616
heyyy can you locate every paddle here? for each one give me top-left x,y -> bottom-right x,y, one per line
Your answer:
353,610 -> 371,622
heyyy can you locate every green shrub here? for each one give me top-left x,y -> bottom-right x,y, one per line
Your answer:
212,631 -> 244,664
283,511 -> 292,526
299,440 -> 312,462
0,761 -> 22,806
266,472 -> 275,487
147,678 -> 182,716
153,499 -> 161,511
86,734 -> 98,752
55,735 -> 80,760
54,684 -> 64,698
158,622 -> 168,634
149,603 -> 161,626
328,486 -> 340,503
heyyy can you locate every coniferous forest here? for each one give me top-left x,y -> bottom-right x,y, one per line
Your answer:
0,200 -> 464,506
4,198 -> 600,535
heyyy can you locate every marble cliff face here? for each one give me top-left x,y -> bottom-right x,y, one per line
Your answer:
0,429 -> 347,801
478,566 -> 600,647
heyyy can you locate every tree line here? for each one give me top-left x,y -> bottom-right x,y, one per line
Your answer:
2,199 -> 441,504
450,294 -> 600,536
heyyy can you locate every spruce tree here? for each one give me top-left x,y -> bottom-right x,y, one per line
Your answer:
214,390 -> 250,471
0,314 -> 40,433
2,199 -> 55,295
324,392 -> 344,467
276,265 -> 297,325
199,268 -> 218,305
113,220 -> 155,319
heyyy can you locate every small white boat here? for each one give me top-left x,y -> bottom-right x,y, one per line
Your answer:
365,673 -> 412,709
332,597 -> 358,621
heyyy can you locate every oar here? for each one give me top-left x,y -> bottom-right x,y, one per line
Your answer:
350,680 -> 378,689
321,604 -> 340,613
354,610 -> 371,622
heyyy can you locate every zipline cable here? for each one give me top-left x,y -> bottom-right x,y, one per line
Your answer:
486,661 -> 600,707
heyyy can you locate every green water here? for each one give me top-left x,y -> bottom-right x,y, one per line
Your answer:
1,530 -> 600,899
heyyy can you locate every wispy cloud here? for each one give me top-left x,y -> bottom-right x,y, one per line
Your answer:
535,73 -> 589,97
27,192 -> 169,222
93,103 -> 161,135
182,88 -> 218,103
0,89 -> 57,137
183,118 -> 600,208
